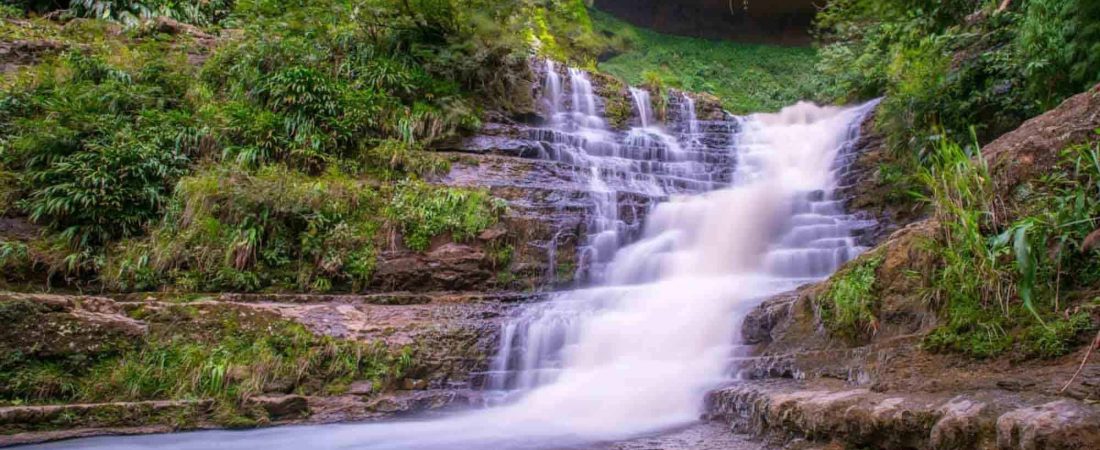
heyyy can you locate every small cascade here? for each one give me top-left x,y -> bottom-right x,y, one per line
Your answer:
567,68 -> 603,129
523,62 -> 737,284
629,87 -> 653,128
681,93 -> 702,146
541,60 -> 563,120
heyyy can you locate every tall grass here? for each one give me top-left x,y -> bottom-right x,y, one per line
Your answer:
921,136 -> 1100,358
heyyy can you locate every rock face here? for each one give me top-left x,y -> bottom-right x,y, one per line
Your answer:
983,85 -> 1100,222
593,0 -> 816,45
718,86 -> 1100,449
0,40 -> 67,74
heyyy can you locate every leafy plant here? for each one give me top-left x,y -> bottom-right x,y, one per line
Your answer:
385,180 -> 505,252
2,51 -> 194,257
1021,313 -> 1094,359
69,0 -> 234,27
815,0 -> 1100,163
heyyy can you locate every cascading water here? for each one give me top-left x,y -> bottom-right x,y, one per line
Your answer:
29,66 -> 878,450
529,61 -> 723,283
629,87 -> 653,128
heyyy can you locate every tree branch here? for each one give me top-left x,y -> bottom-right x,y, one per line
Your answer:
1060,329 -> 1100,394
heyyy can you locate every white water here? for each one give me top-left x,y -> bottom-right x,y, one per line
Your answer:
531,62 -> 715,282
29,71 -> 877,450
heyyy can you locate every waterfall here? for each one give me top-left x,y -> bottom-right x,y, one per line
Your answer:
568,68 -> 603,129
542,60 -> 563,120
682,93 -> 701,143
683,93 -> 699,133
629,87 -> 653,128
487,101 -> 879,411
32,68 -> 878,450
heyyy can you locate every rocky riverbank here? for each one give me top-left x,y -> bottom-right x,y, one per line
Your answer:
0,291 -> 515,446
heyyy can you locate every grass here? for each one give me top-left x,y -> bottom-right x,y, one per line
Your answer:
818,255 -> 883,341
590,9 -> 823,114
918,136 -> 1100,359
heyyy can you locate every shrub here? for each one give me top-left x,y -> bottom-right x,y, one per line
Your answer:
0,171 -> 20,216
0,4 -> 23,19
2,51 -> 195,254
0,301 -> 403,415
921,136 -> 1100,359
385,180 -> 505,252
104,165 -> 381,292
22,133 -> 188,249
815,0 -> 1100,162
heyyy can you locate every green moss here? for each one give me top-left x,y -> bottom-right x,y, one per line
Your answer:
818,255 -> 883,341
555,260 -> 575,283
924,317 -> 1014,359
487,242 -> 514,270
1021,313 -> 1095,359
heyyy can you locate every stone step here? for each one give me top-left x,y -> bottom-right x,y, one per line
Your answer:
705,380 -> 1100,450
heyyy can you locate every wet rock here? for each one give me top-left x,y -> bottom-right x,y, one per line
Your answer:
402,379 -> 429,390
371,243 -> 491,292
150,17 -> 213,39
0,400 -> 212,438
0,40 -> 67,73
930,397 -> 993,449
996,400 -> 1100,450
247,395 -> 309,420
742,292 -> 797,345
262,379 -> 295,394
365,390 -> 472,415
836,109 -> 924,245
0,294 -> 146,359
